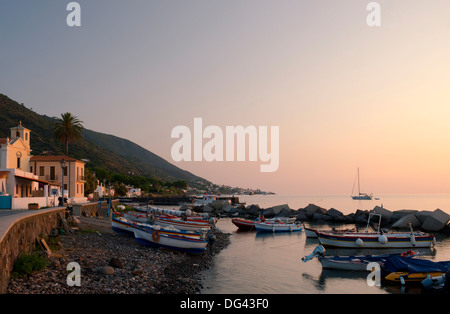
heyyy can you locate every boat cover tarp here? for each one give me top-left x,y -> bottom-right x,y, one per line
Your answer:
384,256 -> 450,274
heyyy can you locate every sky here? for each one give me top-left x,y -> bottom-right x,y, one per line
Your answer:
1,0 -> 450,195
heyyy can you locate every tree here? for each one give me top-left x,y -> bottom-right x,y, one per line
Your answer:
53,112 -> 84,156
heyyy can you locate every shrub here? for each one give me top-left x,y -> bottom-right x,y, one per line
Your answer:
12,253 -> 47,277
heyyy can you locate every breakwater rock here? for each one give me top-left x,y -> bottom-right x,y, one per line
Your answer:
205,201 -> 450,233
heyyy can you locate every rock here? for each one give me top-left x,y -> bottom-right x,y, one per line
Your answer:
415,210 -> 433,224
326,208 -> 344,220
303,204 -> 327,219
275,207 -> 292,217
270,204 -> 291,215
391,210 -> 418,223
98,266 -> 115,275
391,213 -> 421,230
296,212 -> 308,221
202,205 -> 215,213
313,213 -> 333,221
421,209 -> 450,232
221,204 -> 234,213
109,257 -> 124,269
372,206 -> 393,222
245,204 -> 261,216
211,200 -> 227,211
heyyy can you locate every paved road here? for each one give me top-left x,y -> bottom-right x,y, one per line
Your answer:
0,208 -> 64,241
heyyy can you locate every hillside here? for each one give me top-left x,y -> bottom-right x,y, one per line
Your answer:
0,93 -> 209,185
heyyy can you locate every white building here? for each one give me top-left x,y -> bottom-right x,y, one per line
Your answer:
0,122 -> 86,209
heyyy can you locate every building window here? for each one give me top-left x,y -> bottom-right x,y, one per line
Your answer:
50,166 -> 56,181
64,166 -> 68,176
25,133 -> 28,141
16,184 -> 18,194
17,157 -> 21,169
77,184 -> 79,194
39,166 -> 45,176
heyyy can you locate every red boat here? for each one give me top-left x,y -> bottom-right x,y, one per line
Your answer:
231,218 -> 256,231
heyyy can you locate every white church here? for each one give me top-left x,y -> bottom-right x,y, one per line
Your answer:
0,123 -> 87,209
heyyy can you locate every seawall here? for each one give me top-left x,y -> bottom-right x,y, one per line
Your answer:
0,208 -> 66,293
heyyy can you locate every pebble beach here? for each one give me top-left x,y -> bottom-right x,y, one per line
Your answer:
6,218 -> 230,294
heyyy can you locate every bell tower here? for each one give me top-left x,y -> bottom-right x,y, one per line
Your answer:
10,122 -> 31,149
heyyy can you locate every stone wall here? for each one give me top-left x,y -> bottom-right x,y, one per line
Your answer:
72,199 -> 120,218
0,208 -> 66,293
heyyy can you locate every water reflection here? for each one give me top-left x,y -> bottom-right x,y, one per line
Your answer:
201,218 -> 450,294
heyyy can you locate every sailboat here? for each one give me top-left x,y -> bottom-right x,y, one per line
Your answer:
351,167 -> 373,200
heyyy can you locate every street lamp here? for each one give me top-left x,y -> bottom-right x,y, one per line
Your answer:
59,158 -> 66,206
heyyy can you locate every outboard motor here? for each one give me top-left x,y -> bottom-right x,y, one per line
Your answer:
302,245 -> 325,263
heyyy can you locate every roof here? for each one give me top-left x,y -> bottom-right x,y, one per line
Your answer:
0,138 -> 7,145
14,174 -> 60,186
30,155 -> 86,164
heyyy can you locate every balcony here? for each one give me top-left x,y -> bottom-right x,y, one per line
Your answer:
39,175 -> 60,182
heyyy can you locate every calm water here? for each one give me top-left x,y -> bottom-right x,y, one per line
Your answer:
199,195 -> 450,294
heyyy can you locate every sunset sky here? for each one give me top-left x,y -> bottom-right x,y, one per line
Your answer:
2,1 -> 450,195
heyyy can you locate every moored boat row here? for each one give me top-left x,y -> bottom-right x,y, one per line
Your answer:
111,211 -> 214,254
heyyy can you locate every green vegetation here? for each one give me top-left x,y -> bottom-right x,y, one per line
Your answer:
87,166 -> 188,196
11,253 -> 47,278
0,94 -> 209,194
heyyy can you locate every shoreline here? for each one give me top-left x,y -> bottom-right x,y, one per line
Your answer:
6,217 -> 230,294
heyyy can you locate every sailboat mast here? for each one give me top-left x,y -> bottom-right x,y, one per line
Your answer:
357,167 -> 360,196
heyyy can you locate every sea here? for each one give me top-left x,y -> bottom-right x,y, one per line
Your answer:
198,194 -> 450,294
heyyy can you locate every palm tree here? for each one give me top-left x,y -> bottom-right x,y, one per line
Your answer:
53,112 -> 84,156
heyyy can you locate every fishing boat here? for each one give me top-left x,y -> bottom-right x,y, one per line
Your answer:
302,245 -> 420,271
232,218 -> 256,231
254,220 -> 302,233
351,167 -> 373,200
316,213 -> 436,248
382,255 -> 450,285
232,217 -> 297,231
111,215 -> 138,236
153,215 -> 212,232
111,214 -> 206,240
303,224 -> 357,239
133,224 -> 208,254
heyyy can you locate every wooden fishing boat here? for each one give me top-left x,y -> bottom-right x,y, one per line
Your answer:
303,225 -> 357,239
153,215 -> 212,232
316,230 -> 436,248
133,224 -> 208,254
302,245 -> 419,271
254,221 -> 302,233
316,213 -> 436,248
232,217 -> 297,231
111,215 -> 206,240
232,218 -> 256,231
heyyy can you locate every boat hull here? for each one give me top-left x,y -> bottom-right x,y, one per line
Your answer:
304,227 -> 318,238
232,218 -> 255,231
254,222 -> 303,233
317,231 -> 436,248
133,227 -> 208,254
154,217 -> 211,232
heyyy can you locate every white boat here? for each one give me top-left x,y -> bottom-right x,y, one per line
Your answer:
111,215 -> 206,240
254,221 -> 303,233
133,224 -> 208,254
153,215 -> 212,232
302,245 -> 420,271
316,213 -> 436,249
303,224 -> 357,239
351,167 -> 373,200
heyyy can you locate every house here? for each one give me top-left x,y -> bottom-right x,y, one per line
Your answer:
0,122 -> 86,209
30,155 -> 86,199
